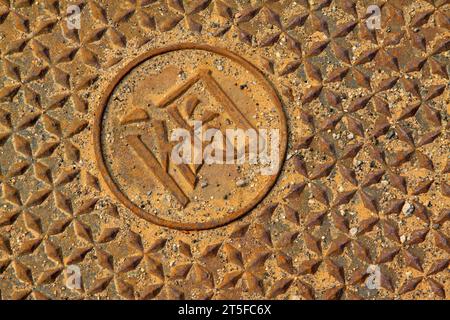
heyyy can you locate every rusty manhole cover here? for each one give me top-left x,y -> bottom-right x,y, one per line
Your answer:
0,0 -> 449,301
95,44 -> 287,230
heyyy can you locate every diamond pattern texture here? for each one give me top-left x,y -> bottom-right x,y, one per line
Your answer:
0,0 -> 449,300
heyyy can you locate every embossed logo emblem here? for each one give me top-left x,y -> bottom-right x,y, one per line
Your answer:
94,44 -> 287,230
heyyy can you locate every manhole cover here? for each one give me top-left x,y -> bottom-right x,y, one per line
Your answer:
0,0 -> 448,301
95,44 -> 287,230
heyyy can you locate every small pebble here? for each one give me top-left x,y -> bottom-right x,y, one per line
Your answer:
400,235 -> 407,243
236,179 -> 248,187
402,202 -> 415,216
350,227 -> 358,236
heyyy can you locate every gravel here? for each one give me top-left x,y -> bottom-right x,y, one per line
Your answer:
236,179 -> 248,187
402,202 -> 415,216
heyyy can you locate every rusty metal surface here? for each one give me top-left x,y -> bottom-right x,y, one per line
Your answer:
0,0 -> 449,300
94,43 -> 287,230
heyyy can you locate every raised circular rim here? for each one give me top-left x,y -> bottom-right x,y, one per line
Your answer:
93,43 -> 288,230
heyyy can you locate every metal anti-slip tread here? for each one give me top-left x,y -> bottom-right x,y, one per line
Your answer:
0,0 -> 448,300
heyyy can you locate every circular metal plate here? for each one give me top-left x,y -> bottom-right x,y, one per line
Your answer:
94,44 -> 287,230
